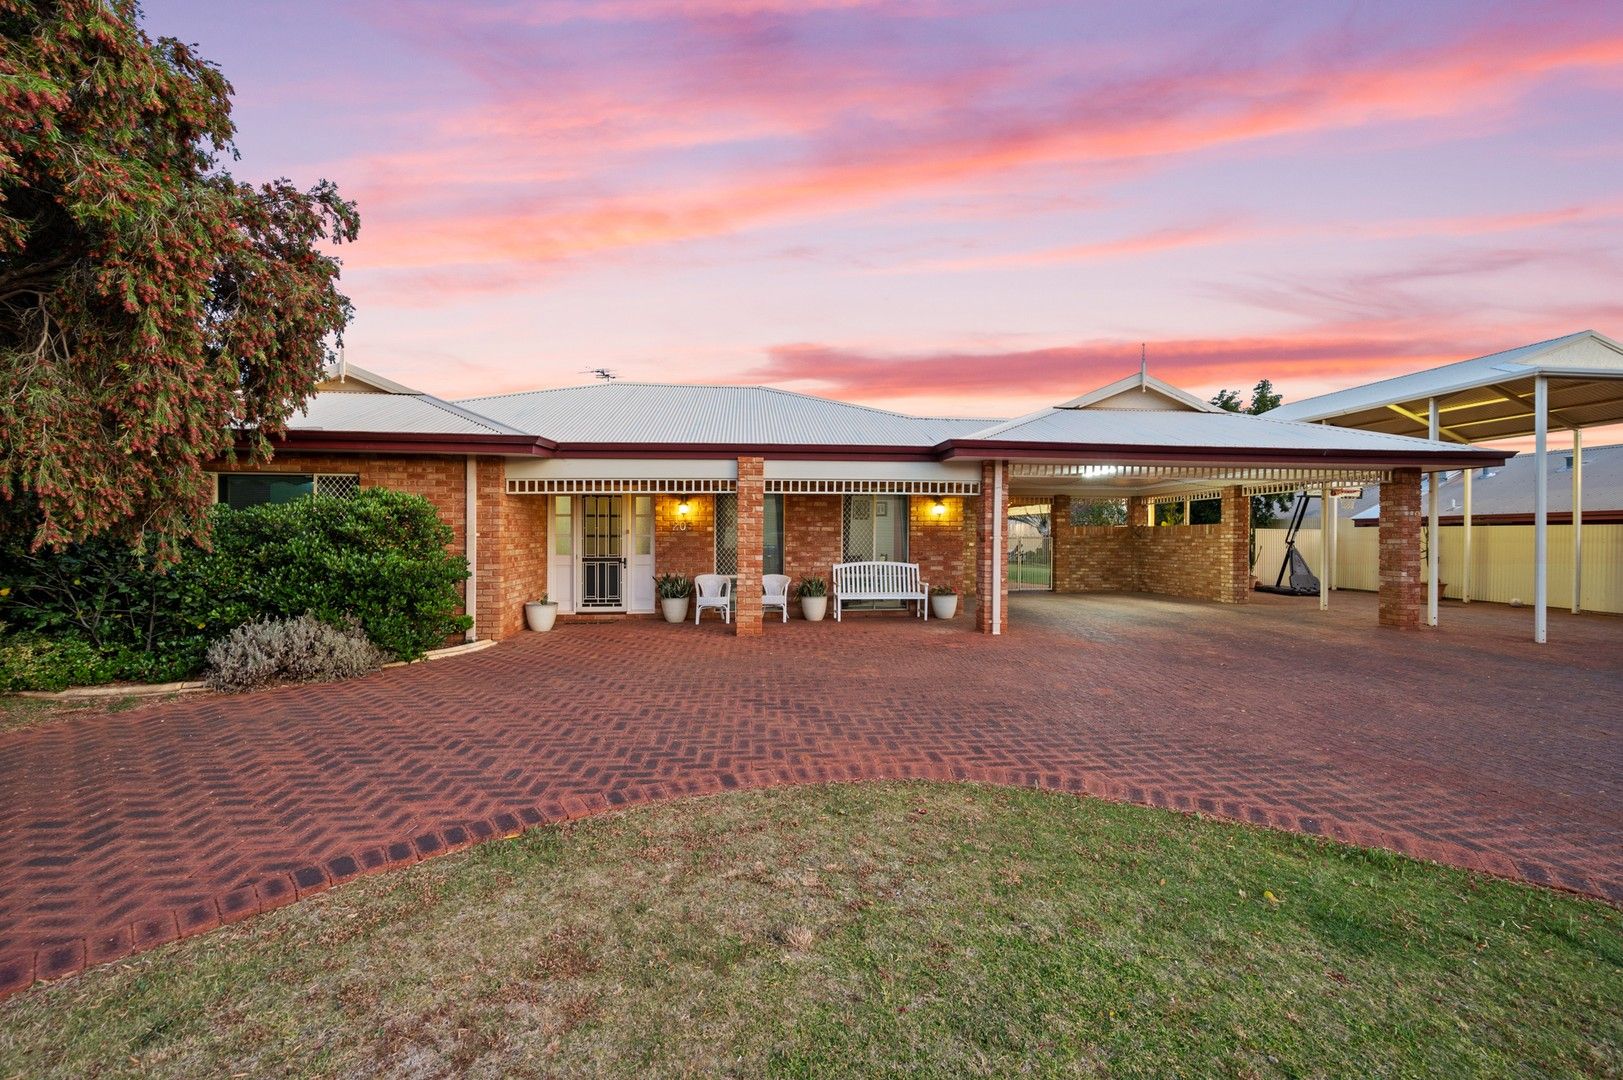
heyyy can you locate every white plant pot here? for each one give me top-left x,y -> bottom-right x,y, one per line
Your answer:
930,594 -> 959,620
800,596 -> 828,622
524,602 -> 558,632
661,596 -> 690,623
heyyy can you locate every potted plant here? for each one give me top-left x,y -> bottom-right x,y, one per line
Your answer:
655,573 -> 692,623
797,576 -> 828,622
930,584 -> 958,620
524,595 -> 558,632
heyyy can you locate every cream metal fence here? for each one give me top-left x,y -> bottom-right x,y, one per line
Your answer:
1253,524 -> 1623,614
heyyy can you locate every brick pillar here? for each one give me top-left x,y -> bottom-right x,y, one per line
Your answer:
1217,486 -> 1250,604
1050,494 -> 1074,593
975,460 -> 1009,634
1379,469 -> 1424,629
735,457 -> 764,636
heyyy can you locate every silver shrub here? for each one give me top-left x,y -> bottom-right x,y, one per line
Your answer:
205,614 -> 388,694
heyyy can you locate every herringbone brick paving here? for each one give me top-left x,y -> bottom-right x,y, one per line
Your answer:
0,592 -> 1618,999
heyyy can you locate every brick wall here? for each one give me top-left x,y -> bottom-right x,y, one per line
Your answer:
1051,485 -> 1248,604
1379,469 -> 1423,629
783,494 -> 842,592
654,494 -> 716,580
908,495 -> 971,604
735,458 -> 764,635
975,461 -> 1009,633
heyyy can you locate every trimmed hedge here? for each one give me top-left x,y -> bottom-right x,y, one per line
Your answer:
0,489 -> 470,691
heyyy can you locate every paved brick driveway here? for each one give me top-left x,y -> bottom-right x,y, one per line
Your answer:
1,591 -> 1619,998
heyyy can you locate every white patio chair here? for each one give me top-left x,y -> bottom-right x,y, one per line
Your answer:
762,574 -> 791,623
694,573 -> 731,624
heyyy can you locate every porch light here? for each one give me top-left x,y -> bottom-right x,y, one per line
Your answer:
676,499 -> 691,517
930,499 -> 947,517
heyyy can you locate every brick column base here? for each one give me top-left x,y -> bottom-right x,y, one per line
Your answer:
1217,486 -> 1250,604
1379,468 -> 1424,629
734,457 -> 764,636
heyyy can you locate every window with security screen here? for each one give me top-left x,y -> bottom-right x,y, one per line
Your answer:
714,494 -> 782,576
215,472 -> 360,509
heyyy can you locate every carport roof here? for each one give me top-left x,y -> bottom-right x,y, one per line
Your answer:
1267,330 -> 1623,442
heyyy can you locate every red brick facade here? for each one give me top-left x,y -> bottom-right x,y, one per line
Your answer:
1379,469 -> 1424,629
653,494 -> 717,581
975,461 -> 1009,634
1050,485 -> 1249,605
734,458 -> 765,636
782,495 -> 842,592
908,495 -> 973,604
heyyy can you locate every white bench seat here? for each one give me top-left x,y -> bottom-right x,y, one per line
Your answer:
832,561 -> 930,621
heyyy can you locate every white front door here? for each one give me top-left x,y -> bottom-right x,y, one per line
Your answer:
627,495 -> 655,613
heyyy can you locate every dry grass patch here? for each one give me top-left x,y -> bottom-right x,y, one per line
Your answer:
0,782 -> 1618,1078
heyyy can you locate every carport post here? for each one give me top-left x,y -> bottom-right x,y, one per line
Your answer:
1572,428 -> 1583,614
1534,376 -> 1548,644
1462,468 -> 1472,603
1319,484 -> 1330,611
1328,489 -> 1338,590
1427,398 -> 1440,627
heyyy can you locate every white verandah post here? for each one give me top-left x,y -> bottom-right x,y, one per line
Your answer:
1319,483 -> 1330,611
1427,398 -> 1440,627
1572,428 -> 1583,614
1534,376 -> 1548,644
1462,467 -> 1472,603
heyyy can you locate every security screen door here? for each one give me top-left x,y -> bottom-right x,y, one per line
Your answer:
579,495 -> 625,610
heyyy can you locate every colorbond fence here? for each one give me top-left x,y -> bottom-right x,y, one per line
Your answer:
1252,524 -> 1623,614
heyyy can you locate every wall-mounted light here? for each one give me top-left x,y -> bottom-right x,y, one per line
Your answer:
674,498 -> 692,531
930,499 -> 947,518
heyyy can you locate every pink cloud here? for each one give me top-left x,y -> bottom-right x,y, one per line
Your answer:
344,26 -> 1623,276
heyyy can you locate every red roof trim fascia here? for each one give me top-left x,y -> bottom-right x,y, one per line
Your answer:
934,440 -> 1514,470
270,431 -> 553,456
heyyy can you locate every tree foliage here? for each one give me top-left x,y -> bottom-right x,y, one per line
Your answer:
0,0 -> 358,556
1209,379 -> 1294,559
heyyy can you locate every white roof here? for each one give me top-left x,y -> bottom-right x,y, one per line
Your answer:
1269,330 -> 1623,441
459,382 -> 992,447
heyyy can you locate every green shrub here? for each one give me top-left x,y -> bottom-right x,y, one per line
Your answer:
654,573 -> 691,599
1,488 -> 470,687
796,576 -> 827,598
204,615 -> 387,694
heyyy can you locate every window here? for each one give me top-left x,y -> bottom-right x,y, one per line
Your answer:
633,496 -> 653,557
841,494 -> 908,562
714,494 -> 783,576
215,473 -> 360,509
553,496 -> 573,556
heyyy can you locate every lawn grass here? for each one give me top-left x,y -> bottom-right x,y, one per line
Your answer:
1009,561 -> 1052,586
0,782 -> 1617,1078
0,692 -> 180,735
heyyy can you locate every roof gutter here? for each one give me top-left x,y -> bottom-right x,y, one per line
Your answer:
933,439 -> 1515,470
268,430 -> 555,457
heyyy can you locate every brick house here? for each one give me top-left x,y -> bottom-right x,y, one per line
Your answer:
214,365 -> 1508,638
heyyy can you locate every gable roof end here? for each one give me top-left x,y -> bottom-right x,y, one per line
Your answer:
1056,371 -> 1223,413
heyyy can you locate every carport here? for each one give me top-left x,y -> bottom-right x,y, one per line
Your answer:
949,371 -> 1509,631
1271,330 -> 1623,642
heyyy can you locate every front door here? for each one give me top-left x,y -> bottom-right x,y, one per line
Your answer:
579,495 -> 625,610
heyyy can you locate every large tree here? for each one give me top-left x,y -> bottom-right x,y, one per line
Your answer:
0,0 -> 358,557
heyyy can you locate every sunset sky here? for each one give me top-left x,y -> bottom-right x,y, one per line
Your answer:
147,0 -> 1623,425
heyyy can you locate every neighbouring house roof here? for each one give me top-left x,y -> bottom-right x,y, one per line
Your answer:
1338,442 -> 1623,525
1268,330 -> 1623,441
457,382 -> 993,448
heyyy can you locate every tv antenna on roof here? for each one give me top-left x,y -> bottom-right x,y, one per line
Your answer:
581,368 -> 618,382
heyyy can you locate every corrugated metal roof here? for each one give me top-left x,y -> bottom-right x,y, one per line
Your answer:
458,383 -> 995,446
962,407 -> 1502,456
288,391 -> 529,436
1269,330 -> 1623,432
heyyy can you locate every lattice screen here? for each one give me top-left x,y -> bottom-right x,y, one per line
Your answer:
714,494 -> 738,575
315,474 -> 361,499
